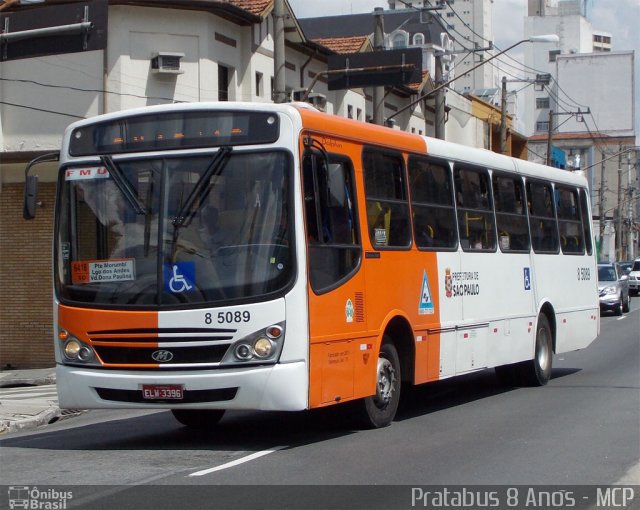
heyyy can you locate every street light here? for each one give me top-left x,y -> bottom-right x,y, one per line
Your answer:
386,34 -> 559,130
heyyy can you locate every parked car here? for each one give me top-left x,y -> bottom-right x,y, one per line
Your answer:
598,262 -> 630,315
627,258 -> 640,296
617,260 -> 633,275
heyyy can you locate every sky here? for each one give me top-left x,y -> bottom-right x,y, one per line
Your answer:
288,0 -> 640,138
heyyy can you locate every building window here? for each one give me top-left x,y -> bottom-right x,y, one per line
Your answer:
357,108 -> 362,121
536,121 -> 550,132
392,33 -> 407,48
549,49 -> 561,62
536,97 -> 550,109
255,72 -> 263,97
347,105 -> 353,119
413,33 -> 425,46
218,64 -> 231,101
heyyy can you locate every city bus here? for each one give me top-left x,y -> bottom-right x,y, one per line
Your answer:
43,101 -> 599,429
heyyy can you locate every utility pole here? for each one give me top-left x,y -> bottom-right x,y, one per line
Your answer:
545,108 -> 589,167
272,0 -> 287,103
434,54 -> 445,139
617,145 -> 623,259
599,150 -> 606,259
499,76 -> 507,154
546,110 -> 554,166
627,151 -> 634,260
372,7 -> 385,125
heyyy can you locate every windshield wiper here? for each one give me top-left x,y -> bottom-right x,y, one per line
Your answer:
100,155 -> 148,215
172,146 -> 232,228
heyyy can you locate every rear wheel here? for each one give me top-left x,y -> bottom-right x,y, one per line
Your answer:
516,314 -> 553,386
171,409 -> 225,428
355,340 -> 401,429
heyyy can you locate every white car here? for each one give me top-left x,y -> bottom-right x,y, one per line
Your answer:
628,258 -> 640,296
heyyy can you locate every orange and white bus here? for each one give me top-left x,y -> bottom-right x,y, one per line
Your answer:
48,102 -> 599,428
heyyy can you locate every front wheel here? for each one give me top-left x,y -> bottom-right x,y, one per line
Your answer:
622,293 -> 630,313
355,341 -> 401,429
171,409 -> 225,428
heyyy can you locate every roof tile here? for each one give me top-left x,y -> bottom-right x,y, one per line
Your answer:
312,36 -> 370,54
227,0 -> 272,16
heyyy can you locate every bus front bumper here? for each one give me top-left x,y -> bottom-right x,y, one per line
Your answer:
56,362 -> 308,411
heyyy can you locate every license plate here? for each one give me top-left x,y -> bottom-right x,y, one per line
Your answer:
142,384 -> 184,400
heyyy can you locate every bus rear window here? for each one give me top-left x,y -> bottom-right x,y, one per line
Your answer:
69,110 -> 279,156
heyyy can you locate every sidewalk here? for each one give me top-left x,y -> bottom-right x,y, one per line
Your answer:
0,367 -> 72,434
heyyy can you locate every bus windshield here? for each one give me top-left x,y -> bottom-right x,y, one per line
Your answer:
56,150 -> 294,307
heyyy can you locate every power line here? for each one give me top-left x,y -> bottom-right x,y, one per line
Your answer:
0,77 -> 179,102
0,101 -> 86,119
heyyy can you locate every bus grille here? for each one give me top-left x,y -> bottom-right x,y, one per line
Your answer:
87,327 -> 237,367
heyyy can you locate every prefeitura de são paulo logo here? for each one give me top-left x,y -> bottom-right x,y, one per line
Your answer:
7,486 -> 73,509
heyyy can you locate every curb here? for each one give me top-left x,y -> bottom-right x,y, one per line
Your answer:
0,405 -> 60,434
0,370 -> 56,389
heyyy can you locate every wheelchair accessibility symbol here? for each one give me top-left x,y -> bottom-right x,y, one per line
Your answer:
164,262 -> 195,293
524,267 -> 531,291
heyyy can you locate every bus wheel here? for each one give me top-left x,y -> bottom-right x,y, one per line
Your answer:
518,314 -> 553,386
357,341 -> 401,429
171,409 -> 225,428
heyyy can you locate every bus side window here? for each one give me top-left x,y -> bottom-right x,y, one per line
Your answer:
526,180 -> 559,253
493,173 -> 530,253
363,149 -> 411,249
408,155 -> 457,250
454,166 -> 496,252
556,186 -> 584,255
579,188 -> 593,255
303,150 -> 361,294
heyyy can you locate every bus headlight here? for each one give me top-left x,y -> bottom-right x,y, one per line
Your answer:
253,338 -> 273,358
221,322 -> 285,365
64,339 -> 82,359
60,331 -> 97,365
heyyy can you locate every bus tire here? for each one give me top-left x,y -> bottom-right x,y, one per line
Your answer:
518,314 -> 553,386
171,409 -> 225,428
356,340 -> 401,429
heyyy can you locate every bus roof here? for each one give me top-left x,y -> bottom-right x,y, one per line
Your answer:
63,101 -> 589,189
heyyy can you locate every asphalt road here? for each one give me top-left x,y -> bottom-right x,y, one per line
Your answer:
1,300 -> 638,510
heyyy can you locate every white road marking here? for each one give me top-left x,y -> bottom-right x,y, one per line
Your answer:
188,446 -> 288,477
617,315 -> 627,321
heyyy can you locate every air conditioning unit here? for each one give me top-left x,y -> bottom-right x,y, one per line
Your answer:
290,88 -> 308,102
151,52 -> 185,75
308,92 -> 327,111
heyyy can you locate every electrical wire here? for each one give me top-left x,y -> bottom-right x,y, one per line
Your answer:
0,101 -> 86,119
0,77 -> 180,102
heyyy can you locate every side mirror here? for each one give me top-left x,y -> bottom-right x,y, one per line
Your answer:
23,174 -> 39,220
22,152 -> 60,220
